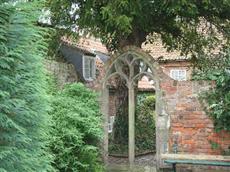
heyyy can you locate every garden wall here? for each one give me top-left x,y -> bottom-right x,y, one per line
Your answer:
44,60 -> 78,87
161,80 -> 230,155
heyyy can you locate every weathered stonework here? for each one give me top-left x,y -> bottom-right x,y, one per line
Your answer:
44,60 -> 78,87
101,46 -> 170,169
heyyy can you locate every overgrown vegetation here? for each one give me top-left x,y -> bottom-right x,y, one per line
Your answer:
0,1 -> 54,171
49,83 -> 103,172
192,47 -> 230,154
1,0 -> 229,170
193,47 -> 230,132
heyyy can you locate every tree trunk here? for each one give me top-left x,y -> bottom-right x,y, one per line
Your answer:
113,79 -> 128,146
118,28 -> 147,48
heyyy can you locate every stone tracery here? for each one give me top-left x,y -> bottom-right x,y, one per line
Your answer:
101,47 -> 170,169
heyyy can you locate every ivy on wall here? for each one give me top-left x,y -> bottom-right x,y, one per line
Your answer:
193,47 -> 230,154
193,48 -> 230,132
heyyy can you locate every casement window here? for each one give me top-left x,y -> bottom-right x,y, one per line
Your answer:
83,55 -> 96,80
108,116 -> 115,133
170,69 -> 186,81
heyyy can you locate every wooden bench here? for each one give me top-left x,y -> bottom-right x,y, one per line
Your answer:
162,154 -> 230,172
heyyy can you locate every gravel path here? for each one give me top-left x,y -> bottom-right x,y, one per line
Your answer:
107,153 -> 157,172
108,153 -> 156,166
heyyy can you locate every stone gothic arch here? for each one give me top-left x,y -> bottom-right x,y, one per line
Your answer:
100,46 -> 171,169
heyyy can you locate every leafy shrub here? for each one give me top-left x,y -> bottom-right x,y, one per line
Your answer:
49,83 -> 103,172
135,93 -> 156,153
0,1 -> 54,171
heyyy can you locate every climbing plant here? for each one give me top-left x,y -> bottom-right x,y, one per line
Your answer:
193,47 -> 230,132
0,1 -> 53,171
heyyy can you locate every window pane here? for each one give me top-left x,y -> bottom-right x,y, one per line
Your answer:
84,58 -> 90,79
90,59 -> 94,78
170,69 -> 186,81
84,56 -> 95,80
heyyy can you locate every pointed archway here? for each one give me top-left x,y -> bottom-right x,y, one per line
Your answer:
100,46 -> 170,169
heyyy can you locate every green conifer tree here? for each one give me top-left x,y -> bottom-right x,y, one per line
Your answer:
0,1 -> 53,171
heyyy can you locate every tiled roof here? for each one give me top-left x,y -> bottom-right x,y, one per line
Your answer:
142,38 -> 191,62
61,37 -> 96,56
62,36 -> 191,62
77,37 -> 108,54
156,55 -> 191,62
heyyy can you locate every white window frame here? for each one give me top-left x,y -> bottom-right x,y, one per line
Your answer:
83,55 -> 96,81
108,116 -> 115,133
170,69 -> 187,81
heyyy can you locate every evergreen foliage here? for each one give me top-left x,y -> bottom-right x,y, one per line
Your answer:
0,1 -> 53,171
135,94 -> 156,153
49,83 -> 103,172
47,0 -> 229,53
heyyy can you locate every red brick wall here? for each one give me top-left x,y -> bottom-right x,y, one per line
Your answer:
161,80 -> 230,155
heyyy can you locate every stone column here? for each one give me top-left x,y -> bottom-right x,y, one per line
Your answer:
101,86 -> 109,165
128,85 -> 135,166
